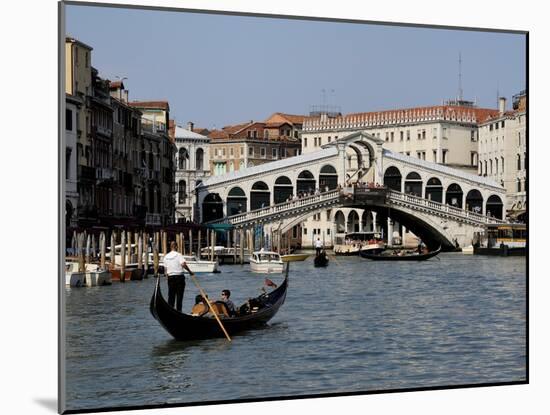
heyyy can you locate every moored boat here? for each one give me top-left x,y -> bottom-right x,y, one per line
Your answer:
250,250 -> 284,273
180,255 -> 220,273
333,232 -> 384,256
281,253 -> 310,262
150,264 -> 289,340
474,223 -> 526,256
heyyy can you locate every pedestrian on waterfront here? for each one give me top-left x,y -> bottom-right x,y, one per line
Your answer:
315,238 -> 323,256
220,289 -> 236,316
164,241 -> 194,312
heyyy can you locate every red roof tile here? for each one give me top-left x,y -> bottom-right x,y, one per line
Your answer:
130,100 -> 170,110
265,112 -> 306,124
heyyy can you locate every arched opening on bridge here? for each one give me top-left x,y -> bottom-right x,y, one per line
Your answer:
347,210 -> 360,233
334,210 -> 346,233
202,193 -> 223,222
319,165 -> 338,191
425,177 -> 443,203
486,195 -> 503,219
361,210 -> 373,232
250,181 -> 270,210
446,183 -> 463,208
274,176 -> 293,204
384,166 -> 402,191
296,170 -> 316,195
346,145 -> 363,172
404,172 -> 422,197
465,189 -> 483,214
227,187 -> 247,216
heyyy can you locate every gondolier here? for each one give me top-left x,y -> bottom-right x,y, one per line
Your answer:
164,241 -> 195,312
314,238 -> 323,256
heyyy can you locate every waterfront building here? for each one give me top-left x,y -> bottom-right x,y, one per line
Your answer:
478,92 -> 527,219
208,114 -> 303,176
130,101 -> 176,226
65,95 -> 80,229
169,122 -> 211,222
65,37 -> 95,225
299,102 -> 501,247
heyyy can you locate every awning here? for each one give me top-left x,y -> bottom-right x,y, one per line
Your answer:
206,223 -> 234,231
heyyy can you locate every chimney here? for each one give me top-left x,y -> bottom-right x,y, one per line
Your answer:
187,121 -> 194,132
498,97 -> 506,114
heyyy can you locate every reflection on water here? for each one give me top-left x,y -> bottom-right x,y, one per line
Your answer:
64,253 -> 526,411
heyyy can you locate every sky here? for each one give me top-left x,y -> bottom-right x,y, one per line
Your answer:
65,4 -> 526,130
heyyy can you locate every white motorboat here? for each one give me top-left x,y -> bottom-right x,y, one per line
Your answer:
65,262 -> 85,287
249,250 -> 284,274
182,255 -> 220,273
84,264 -> 112,286
462,245 -> 474,255
334,232 -> 385,256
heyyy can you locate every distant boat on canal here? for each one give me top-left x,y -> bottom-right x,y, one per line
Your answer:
474,224 -> 526,256
250,250 -> 284,273
281,253 -> 310,262
359,246 -> 441,261
333,231 -> 385,256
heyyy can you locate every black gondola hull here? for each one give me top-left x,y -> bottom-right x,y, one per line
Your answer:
359,247 -> 441,261
150,272 -> 288,341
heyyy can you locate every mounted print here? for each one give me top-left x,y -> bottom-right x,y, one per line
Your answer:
59,1 -> 528,413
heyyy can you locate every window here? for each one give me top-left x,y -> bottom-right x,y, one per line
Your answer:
406,130 -> 410,141
304,137 -> 308,147
406,151 -> 410,156
240,147 -> 244,156
249,147 -> 254,156
390,132 -> 394,142
517,179 -> 521,192
471,130 -> 476,142
433,150 -> 437,162
422,130 -> 426,140
294,131 -> 298,138
335,136 -> 338,140
222,148 -> 226,157
292,226 -> 298,238
495,122 -> 499,130
253,130 -> 257,138
489,159 -> 493,174
66,109 -> 73,131
501,157 -> 505,173
327,228 -> 331,235
501,120 -> 505,128
417,131 -> 421,140
490,124 -> 493,131
385,132 -> 389,142
517,154 -> 521,170
442,150 -> 448,164
328,136 -> 331,142
264,130 -> 269,139
66,148 -> 71,180
260,147 -> 266,158
272,148 -> 278,158
303,228 -> 307,235
400,131 -> 404,141
247,131 -> 251,138
471,152 -> 477,166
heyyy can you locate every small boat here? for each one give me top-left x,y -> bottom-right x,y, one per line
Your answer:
150,264 -> 289,341
314,251 -> 329,267
462,245 -> 474,255
84,264 -> 112,286
281,253 -> 310,262
250,250 -> 284,273
65,262 -> 85,287
180,255 -> 220,273
110,263 -> 144,281
333,231 -> 384,256
359,246 -> 442,261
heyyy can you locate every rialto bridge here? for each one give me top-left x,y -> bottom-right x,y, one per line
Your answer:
197,132 -> 507,249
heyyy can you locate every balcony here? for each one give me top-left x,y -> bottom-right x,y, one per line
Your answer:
96,167 -> 115,184
92,125 -> 113,138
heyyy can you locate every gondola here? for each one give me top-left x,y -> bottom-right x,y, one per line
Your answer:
150,264 -> 289,341
359,246 -> 442,261
314,251 -> 329,267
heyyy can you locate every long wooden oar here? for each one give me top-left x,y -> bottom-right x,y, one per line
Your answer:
189,274 -> 232,342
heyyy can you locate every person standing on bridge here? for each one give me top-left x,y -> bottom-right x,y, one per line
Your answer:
315,238 -> 324,256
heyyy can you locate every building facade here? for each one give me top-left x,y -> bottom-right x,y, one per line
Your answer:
478,93 -> 527,216
65,95 -> 81,229
170,122 -> 211,223
131,101 -> 176,226
208,113 -> 303,176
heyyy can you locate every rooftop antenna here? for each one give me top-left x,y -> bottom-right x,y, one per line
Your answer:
458,52 -> 463,101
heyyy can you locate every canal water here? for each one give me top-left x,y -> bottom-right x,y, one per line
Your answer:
64,253 -> 526,411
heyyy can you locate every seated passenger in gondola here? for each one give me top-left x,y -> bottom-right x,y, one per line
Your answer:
191,295 -> 209,317
219,289 -> 236,317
